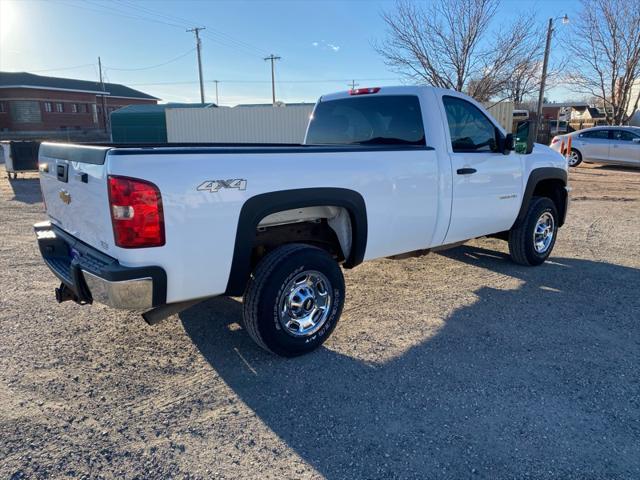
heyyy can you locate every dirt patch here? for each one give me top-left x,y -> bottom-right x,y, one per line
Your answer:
1,166 -> 639,479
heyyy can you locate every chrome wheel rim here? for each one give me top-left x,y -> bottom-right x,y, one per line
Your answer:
279,270 -> 332,337
533,212 -> 555,254
568,151 -> 580,166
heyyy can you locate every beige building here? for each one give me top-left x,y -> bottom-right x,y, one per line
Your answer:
629,79 -> 640,126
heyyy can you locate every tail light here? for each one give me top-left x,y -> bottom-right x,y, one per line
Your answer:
349,87 -> 380,95
107,175 -> 165,248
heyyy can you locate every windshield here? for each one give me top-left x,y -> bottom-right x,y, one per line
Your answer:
306,95 -> 425,146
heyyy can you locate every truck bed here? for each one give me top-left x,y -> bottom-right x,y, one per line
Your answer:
82,142 -> 431,153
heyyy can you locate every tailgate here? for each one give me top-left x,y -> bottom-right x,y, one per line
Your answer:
39,143 -> 114,253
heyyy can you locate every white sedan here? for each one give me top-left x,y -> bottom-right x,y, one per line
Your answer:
550,126 -> 640,167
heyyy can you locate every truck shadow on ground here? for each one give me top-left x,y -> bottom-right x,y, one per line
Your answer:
180,247 -> 640,479
4,176 -> 42,205
591,164 -> 640,174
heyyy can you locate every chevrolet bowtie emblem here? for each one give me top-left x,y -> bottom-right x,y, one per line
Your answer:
59,190 -> 71,205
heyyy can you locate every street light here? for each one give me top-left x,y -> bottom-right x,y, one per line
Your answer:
534,14 -> 569,139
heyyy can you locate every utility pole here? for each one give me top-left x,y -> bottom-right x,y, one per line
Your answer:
534,18 -> 553,140
264,54 -> 281,105
213,80 -> 219,105
187,27 -> 206,104
98,56 -> 109,135
534,14 -> 569,140
349,80 -> 359,90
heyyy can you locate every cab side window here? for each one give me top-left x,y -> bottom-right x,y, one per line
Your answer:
580,130 -> 609,139
613,130 -> 639,141
443,96 -> 498,153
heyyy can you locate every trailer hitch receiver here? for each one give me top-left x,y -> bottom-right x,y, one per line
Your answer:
55,283 -> 79,304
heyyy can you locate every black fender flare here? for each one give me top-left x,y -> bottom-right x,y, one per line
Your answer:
512,167 -> 568,229
224,188 -> 367,296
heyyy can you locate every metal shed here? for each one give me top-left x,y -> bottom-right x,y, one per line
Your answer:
110,103 -> 215,143
166,104 -> 315,144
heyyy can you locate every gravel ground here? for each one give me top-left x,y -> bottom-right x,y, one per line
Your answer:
1,165 -> 639,480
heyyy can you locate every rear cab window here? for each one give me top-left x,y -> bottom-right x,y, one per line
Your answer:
306,95 -> 425,146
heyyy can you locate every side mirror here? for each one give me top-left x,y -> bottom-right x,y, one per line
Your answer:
503,133 -> 514,154
496,131 -> 515,155
514,121 -> 535,154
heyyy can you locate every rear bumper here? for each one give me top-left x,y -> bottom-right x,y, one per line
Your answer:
34,221 -> 166,311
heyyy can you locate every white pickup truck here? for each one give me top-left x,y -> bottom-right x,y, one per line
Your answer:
35,86 -> 569,356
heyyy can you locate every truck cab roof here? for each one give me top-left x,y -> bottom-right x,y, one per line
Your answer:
320,85 -> 460,102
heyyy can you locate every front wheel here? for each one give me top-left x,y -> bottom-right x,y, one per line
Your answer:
508,197 -> 558,266
243,244 -> 345,357
567,148 -> 582,167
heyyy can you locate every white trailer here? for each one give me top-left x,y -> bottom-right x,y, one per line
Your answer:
167,104 -> 314,144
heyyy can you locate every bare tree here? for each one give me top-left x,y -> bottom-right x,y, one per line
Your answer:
503,53 -> 567,106
566,0 -> 640,125
375,0 -> 543,102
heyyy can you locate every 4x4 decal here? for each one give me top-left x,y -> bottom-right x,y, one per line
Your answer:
197,179 -> 247,193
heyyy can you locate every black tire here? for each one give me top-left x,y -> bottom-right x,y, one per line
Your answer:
243,243 -> 345,357
508,197 -> 558,266
567,148 -> 582,167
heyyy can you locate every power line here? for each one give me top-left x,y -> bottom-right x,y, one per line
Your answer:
57,0 -> 185,29
85,0 -> 183,28
200,32 -> 266,60
30,63 -> 96,73
113,0 -> 269,58
104,0 -> 268,59
104,48 -> 195,71
127,78 -> 401,86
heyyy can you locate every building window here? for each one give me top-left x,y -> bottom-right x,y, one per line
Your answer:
55,103 -> 64,113
44,102 -> 53,112
78,103 -> 87,113
71,104 -> 78,113
0,101 -> 5,113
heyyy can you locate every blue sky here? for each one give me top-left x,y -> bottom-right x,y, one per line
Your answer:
0,0 -> 582,105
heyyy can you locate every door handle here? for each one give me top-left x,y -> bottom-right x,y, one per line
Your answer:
456,168 -> 477,175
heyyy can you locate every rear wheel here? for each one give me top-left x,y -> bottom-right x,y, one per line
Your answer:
243,244 -> 345,357
508,197 -> 558,266
567,148 -> 582,167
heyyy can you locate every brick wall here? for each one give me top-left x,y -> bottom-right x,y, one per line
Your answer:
0,88 -> 156,132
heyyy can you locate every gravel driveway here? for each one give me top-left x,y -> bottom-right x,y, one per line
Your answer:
1,165 -> 639,479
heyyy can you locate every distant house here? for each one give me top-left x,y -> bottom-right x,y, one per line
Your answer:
542,102 -> 588,121
570,105 -> 607,124
0,71 -> 158,134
